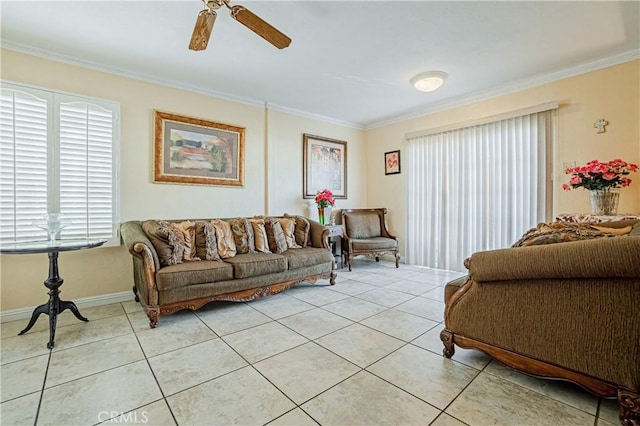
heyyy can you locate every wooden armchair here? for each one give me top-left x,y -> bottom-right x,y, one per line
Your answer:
341,208 -> 400,271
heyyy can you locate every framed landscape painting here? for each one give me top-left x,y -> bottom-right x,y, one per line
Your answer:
153,111 -> 245,186
384,150 -> 401,175
303,134 -> 347,199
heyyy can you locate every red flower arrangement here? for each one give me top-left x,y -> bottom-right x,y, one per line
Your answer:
563,159 -> 638,191
314,189 -> 336,208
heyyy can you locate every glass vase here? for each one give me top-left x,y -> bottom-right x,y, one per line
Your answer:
318,207 -> 325,225
589,188 -> 620,216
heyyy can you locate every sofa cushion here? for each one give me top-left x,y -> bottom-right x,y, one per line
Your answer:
156,260 -> 234,291
265,217 -> 288,254
142,220 -> 186,266
345,213 -> 381,239
174,221 -> 200,261
351,237 -> 397,250
250,218 -> 271,253
194,221 -> 222,261
278,218 -> 301,249
223,253 -> 287,279
211,219 -> 237,259
227,218 -> 255,254
284,214 -> 310,247
283,247 -> 333,270
512,222 -> 616,247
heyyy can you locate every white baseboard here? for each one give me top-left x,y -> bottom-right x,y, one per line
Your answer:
0,291 -> 134,323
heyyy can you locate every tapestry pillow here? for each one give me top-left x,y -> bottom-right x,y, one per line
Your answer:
227,218 -> 255,254
194,221 -> 222,261
264,217 -> 289,254
512,222 -> 615,247
249,218 -> 271,253
211,219 -> 237,259
141,220 -> 186,266
278,218 -> 301,249
283,213 -> 310,247
174,221 -> 200,261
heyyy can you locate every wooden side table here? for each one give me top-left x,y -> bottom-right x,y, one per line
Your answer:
326,225 -> 344,269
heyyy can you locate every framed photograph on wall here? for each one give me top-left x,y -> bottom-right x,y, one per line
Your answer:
384,150 -> 401,175
303,134 -> 347,199
153,110 -> 245,186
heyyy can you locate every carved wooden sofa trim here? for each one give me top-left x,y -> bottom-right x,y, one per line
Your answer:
340,208 -> 400,271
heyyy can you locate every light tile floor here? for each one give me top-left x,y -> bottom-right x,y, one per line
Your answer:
0,259 -> 620,425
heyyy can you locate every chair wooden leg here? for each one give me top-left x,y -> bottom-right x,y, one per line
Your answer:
132,285 -> 139,303
395,252 -> 400,268
618,389 -> 640,426
440,329 -> 455,358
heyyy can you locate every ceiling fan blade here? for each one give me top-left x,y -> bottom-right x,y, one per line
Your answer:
229,5 -> 291,49
189,9 -> 217,51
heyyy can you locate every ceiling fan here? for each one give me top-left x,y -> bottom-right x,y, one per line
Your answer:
189,0 -> 292,51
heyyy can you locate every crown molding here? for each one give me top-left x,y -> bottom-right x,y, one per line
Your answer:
3,40 -> 637,132
364,49 -> 640,130
265,102 -> 363,130
2,40 -> 363,129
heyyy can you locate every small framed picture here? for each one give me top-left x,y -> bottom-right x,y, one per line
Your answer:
384,150 -> 401,175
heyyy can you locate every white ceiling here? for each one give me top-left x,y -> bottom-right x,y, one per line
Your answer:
2,1 -> 639,128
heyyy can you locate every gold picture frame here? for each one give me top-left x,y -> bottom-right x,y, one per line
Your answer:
303,133 -> 347,199
153,110 -> 245,186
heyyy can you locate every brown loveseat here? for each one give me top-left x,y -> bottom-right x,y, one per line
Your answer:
121,215 -> 335,328
341,208 -> 400,271
441,220 -> 640,425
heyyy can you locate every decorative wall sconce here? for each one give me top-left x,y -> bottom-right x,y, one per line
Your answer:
594,118 -> 608,134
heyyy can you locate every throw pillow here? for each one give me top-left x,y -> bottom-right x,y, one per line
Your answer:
227,218 -> 255,254
211,219 -> 237,259
141,220 -> 186,266
194,221 -> 222,261
174,221 -> 200,261
284,213 -> 310,247
591,225 -> 632,236
249,218 -> 271,253
278,217 -> 301,249
512,222 -> 614,247
265,217 -> 288,254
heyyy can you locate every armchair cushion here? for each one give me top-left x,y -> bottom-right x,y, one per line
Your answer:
345,214 -> 381,238
350,237 -> 398,250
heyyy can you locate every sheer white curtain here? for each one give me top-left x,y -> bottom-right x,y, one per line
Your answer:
406,109 -> 555,271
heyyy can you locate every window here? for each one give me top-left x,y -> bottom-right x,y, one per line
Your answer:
405,106 -> 555,271
0,82 -> 120,245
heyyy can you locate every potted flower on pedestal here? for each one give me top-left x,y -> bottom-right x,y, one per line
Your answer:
563,159 -> 638,215
315,189 -> 335,225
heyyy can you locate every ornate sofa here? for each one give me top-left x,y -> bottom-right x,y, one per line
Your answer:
121,215 -> 335,328
341,208 -> 400,271
441,220 -> 640,425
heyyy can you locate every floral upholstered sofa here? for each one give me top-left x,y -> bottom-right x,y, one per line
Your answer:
441,220 -> 640,425
121,215 -> 335,328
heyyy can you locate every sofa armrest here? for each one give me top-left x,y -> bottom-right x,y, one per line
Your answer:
121,221 -> 160,270
467,237 -> 640,282
308,219 -> 331,249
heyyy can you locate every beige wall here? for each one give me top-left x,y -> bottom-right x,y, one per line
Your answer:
0,49 -> 365,310
2,49 -> 637,311
365,60 -> 640,258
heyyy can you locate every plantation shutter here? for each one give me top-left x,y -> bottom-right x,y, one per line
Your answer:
0,81 -> 119,245
0,87 -> 50,243
58,99 -> 116,240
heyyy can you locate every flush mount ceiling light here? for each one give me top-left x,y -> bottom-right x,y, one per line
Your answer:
410,71 -> 448,92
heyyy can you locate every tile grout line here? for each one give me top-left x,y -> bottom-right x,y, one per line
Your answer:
32,347 -> 52,426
